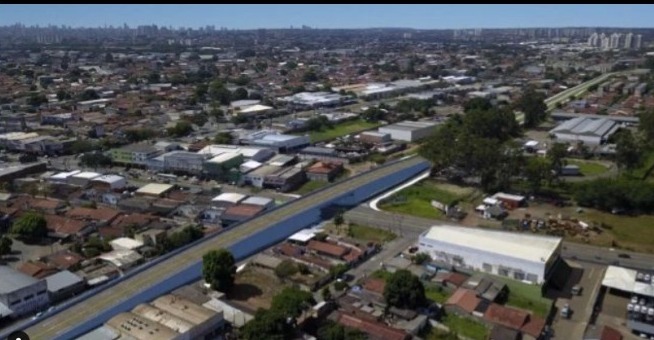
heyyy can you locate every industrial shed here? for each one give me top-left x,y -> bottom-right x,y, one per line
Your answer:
378,121 -> 438,142
549,117 -> 621,145
417,226 -> 562,285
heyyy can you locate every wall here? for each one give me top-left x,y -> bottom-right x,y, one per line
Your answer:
29,157 -> 430,340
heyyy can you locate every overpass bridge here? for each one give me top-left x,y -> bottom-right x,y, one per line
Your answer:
14,156 -> 430,340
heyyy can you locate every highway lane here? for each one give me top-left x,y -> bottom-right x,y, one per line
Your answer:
545,73 -> 615,111
24,156 -> 426,340
344,206 -> 654,271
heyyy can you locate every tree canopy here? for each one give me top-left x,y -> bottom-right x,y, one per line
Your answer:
167,121 -> 194,137
202,248 -> 236,292
515,87 -> 548,128
270,287 -> 314,318
240,308 -> 294,340
317,321 -> 366,340
11,212 -> 48,240
0,236 -> 12,256
383,269 -> 426,309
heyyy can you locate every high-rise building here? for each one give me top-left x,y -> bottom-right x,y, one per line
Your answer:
609,33 -> 622,49
634,34 -> 643,49
600,34 -> 610,50
588,32 -> 599,47
624,33 -> 634,49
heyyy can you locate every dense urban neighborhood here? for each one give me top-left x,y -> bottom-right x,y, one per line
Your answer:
2,11 -> 654,340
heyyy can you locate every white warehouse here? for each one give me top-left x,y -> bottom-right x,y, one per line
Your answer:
417,226 -> 562,285
377,120 -> 438,142
549,116 -> 620,146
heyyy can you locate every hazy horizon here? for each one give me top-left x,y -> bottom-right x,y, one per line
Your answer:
1,5 -> 654,30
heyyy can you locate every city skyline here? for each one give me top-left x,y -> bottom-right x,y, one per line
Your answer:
1,4 -> 654,30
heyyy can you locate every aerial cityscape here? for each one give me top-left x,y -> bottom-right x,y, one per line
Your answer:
2,4 -> 654,340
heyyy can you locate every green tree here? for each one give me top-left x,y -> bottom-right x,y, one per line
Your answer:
321,286 -> 332,301
302,70 -> 319,82
240,308 -> 294,340
147,72 -> 161,83
615,129 -> 643,172
547,143 -> 568,175
463,97 -> 492,112
384,269 -> 426,309
124,128 -> 157,142
11,212 -> 48,240
413,252 -> 431,265
214,132 -> 233,144
317,320 -> 366,340
79,152 -> 113,168
233,87 -> 249,101
27,93 -> 47,106
517,87 -> 548,128
209,80 -> 232,105
195,83 -> 209,98
0,236 -> 12,256
524,157 -> 552,192
274,260 -> 298,279
333,211 -> 344,226
167,121 -> 194,137
56,89 -> 71,101
270,287 -> 314,318
202,249 -> 236,292
639,109 -> 654,144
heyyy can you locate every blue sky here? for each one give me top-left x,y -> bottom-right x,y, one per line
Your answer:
1,5 -> 653,29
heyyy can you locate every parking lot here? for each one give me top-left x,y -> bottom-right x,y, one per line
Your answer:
551,261 -> 606,340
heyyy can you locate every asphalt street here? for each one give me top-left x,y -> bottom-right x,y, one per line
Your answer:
344,206 -> 654,271
23,156 -> 426,340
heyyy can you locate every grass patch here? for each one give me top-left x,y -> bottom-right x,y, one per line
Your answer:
303,119 -> 380,143
566,207 -> 654,253
627,149 -> 654,180
347,223 -> 396,243
425,284 -> 451,304
441,313 -> 489,340
370,269 -> 393,281
566,159 -> 609,176
379,180 -> 467,219
489,275 -> 552,318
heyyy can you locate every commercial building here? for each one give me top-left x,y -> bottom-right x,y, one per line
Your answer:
359,131 -> 392,145
197,144 -> 275,163
203,152 -> 243,181
69,171 -> 102,187
110,143 -> 163,166
161,151 -> 208,175
211,192 -> 247,208
243,164 -> 281,188
89,175 -> 127,191
0,266 -> 50,318
549,116 -> 621,145
136,183 -> 175,197
45,270 -> 85,303
242,131 -> 310,153
264,166 -> 306,192
378,121 -> 438,142
602,265 -> 654,336
278,91 -> 349,108
417,226 -> 562,284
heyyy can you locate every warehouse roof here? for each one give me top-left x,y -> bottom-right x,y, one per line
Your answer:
75,326 -> 120,340
550,117 -> 620,137
151,294 -> 217,325
136,183 -> 175,196
0,266 -> 40,294
208,152 -> 241,164
241,196 -> 273,207
45,270 -> 83,293
212,192 -> 247,204
380,120 -> 437,131
602,265 -> 654,298
132,303 -> 195,333
72,171 -> 102,180
422,225 -> 561,263
91,174 -> 125,184
106,312 -> 179,340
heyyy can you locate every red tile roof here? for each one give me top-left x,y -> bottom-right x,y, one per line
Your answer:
307,161 -> 343,174
343,248 -> 362,264
18,261 -> 59,279
66,207 -> 121,222
444,272 -> 469,287
520,315 -> 546,338
111,213 -> 156,229
307,240 -> 349,258
336,312 -> 409,340
600,325 -> 623,340
45,250 -> 84,270
362,278 -> 386,295
44,214 -> 90,236
446,288 -> 481,314
484,303 -> 529,331
223,204 -> 265,218
29,198 -> 64,211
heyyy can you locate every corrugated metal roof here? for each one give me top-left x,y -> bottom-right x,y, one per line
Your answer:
45,270 -> 84,293
0,266 -> 39,294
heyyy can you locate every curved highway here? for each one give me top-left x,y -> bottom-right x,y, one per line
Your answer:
24,156 -> 427,340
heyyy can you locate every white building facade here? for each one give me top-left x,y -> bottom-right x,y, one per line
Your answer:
417,226 -> 562,285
